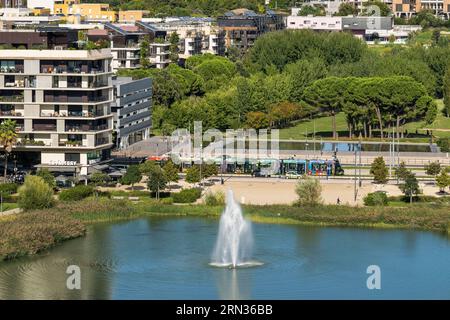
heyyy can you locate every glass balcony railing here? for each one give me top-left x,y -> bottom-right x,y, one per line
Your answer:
65,124 -> 109,132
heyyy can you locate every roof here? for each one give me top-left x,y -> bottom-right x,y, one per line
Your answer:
120,25 -> 140,32
87,29 -> 109,36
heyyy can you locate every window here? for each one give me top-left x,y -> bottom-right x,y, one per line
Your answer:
396,4 -> 403,11
65,153 -> 80,163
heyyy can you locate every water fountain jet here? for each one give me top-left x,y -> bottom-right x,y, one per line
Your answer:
210,190 -> 261,268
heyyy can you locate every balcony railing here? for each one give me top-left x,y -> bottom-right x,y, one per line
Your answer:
40,66 -> 105,74
40,110 -> 107,118
44,95 -> 109,103
66,124 -> 109,132
0,66 -> 24,74
0,110 -> 23,116
95,137 -> 110,146
0,95 -> 24,103
59,141 -> 85,147
32,124 -> 57,132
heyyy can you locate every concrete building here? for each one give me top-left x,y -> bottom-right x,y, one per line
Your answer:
112,77 -> 152,150
0,8 -> 62,26
142,17 -> 226,59
286,15 -> 342,31
217,8 -> 284,51
0,27 -> 114,176
27,0 -> 55,13
118,10 -> 149,23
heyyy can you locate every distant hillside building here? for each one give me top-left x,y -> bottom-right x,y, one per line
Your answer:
217,8 -> 285,51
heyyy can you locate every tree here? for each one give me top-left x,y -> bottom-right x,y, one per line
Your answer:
202,163 -> 218,179
120,165 -> 142,191
17,176 -> 54,210
245,111 -> 269,129
435,169 -> 449,193
295,177 -> 322,206
335,3 -> 358,16
90,172 -> 110,197
185,165 -> 201,185
399,172 -> 420,204
36,169 -> 56,189
147,165 -> 167,200
139,160 -> 157,177
0,119 -> 17,178
297,5 -> 325,16
303,77 -> 348,139
443,65 -> 450,117
163,160 -> 179,191
425,161 -> 441,177
168,32 -> 180,63
370,157 -> 388,184
139,37 -> 150,68
394,161 -> 410,182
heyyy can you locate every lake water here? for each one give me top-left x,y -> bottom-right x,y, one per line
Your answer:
0,217 -> 449,299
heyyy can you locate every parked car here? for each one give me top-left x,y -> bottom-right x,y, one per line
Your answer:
285,171 -> 301,179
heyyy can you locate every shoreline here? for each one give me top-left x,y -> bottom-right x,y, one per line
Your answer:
1,199 -> 449,261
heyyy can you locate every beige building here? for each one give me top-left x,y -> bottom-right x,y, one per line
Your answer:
0,29 -> 114,176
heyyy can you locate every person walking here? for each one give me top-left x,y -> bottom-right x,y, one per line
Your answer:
337,197 -> 341,205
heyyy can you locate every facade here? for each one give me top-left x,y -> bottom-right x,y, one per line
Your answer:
286,15 -> 342,31
144,17 -> 226,59
217,8 -> 285,51
27,0 -> 55,12
118,10 -> 149,23
103,23 -> 145,71
112,77 -> 152,150
149,43 -> 171,69
0,27 -> 114,176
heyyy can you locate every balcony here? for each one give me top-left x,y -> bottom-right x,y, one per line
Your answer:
40,107 -> 107,118
0,62 -> 24,74
16,139 -> 48,147
0,94 -> 24,103
66,124 -> 109,132
0,110 -> 23,117
40,61 -> 106,75
4,75 -> 36,88
44,93 -> 110,104
95,137 -> 110,146
59,140 -> 86,148
32,120 -> 57,132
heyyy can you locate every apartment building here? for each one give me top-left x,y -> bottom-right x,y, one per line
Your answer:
27,0 -> 55,13
53,1 -> 117,22
118,10 -> 149,23
112,77 -> 152,150
0,27 -> 114,176
144,17 -> 226,59
392,0 -> 450,18
286,15 -> 342,31
217,8 -> 284,51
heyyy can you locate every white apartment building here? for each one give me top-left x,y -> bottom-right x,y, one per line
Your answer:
286,15 -> 342,31
0,40 -> 114,176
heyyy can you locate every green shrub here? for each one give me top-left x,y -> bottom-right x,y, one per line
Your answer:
204,190 -> 225,206
294,177 -> 322,206
364,192 -> 388,206
160,197 -> 174,205
17,176 -> 55,210
0,210 -> 85,260
437,137 -> 449,153
172,188 -> 202,203
0,183 -> 18,195
59,185 -> 94,201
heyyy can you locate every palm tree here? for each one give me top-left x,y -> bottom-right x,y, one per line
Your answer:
0,119 -> 17,178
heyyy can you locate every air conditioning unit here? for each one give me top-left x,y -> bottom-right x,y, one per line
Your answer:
54,46 -> 64,50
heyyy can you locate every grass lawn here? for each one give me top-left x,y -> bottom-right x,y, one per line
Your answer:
279,100 -> 450,142
1,203 -> 18,212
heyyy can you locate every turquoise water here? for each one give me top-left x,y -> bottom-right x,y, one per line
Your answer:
0,217 -> 449,299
